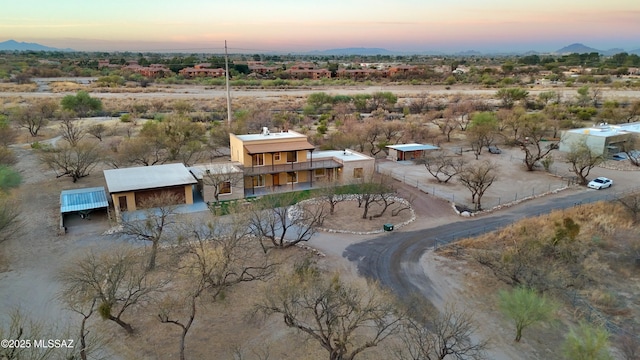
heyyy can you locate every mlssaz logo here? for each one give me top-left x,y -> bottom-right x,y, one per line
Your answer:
34,339 -> 75,348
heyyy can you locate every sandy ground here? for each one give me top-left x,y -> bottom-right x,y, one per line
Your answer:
2,83 -> 639,359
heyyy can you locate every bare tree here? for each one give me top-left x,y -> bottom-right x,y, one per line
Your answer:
433,109 -> 458,142
58,295 -> 108,360
257,262 -> 402,360
247,192 -> 326,252
620,136 -> 639,167
317,180 -> 346,215
408,92 -> 430,114
59,117 -> 86,147
496,106 -> 526,141
201,167 -> 244,204
394,299 -> 488,360
517,113 -> 558,171
120,192 -> 180,271
564,140 -> 604,186
458,161 -> 498,211
0,197 -> 20,244
349,176 -> 396,219
617,193 -> 640,223
9,99 -> 57,137
39,141 -> 101,182
58,249 -> 162,335
416,151 -> 466,183
0,309 -> 57,360
113,136 -> 166,167
158,215 -> 274,360
88,123 -> 106,141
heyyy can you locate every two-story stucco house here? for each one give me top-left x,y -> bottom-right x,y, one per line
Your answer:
230,128 -> 374,196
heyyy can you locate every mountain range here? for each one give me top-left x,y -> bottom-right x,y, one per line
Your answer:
1,39 -> 639,56
310,44 -> 640,56
0,40 -> 73,52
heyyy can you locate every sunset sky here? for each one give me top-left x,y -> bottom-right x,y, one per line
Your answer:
2,0 -> 639,53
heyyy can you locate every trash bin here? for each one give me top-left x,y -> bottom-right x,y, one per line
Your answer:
383,224 -> 394,231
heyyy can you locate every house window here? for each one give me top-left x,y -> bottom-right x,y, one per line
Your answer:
252,153 -> 264,166
273,152 -> 281,161
286,151 -> 297,163
219,181 -> 231,194
253,175 -> 265,187
353,168 -> 364,179
287,172 -> 297,184
314,168 -> 325,177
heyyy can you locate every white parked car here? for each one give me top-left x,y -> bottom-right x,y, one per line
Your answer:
587,177 -> 613,190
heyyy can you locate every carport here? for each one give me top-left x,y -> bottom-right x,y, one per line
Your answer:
60,187 -> 109,233
386,143 -> 439,162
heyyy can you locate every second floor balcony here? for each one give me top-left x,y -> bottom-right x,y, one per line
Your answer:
242,159 -> 342,176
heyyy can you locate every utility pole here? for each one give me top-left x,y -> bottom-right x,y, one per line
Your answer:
225,40 -> 232,126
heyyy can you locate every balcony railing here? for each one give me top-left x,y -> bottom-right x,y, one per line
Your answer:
242,159 -> 342,176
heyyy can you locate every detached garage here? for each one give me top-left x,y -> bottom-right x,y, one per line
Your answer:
60,187 -> 109,233
103,163 -> 197,218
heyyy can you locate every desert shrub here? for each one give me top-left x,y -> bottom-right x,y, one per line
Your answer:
0,165 -> 21,192
0,147 -> 16,165
120,114 -> 132,123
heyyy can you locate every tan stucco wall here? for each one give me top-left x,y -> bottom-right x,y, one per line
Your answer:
229,134 -> 245,163
341,159 -> 375,183
111,184 -> 193,216
111,192 -> 136,219
183,185 -> 194,205
230,133 -> 310,167
202,184 -> 244,202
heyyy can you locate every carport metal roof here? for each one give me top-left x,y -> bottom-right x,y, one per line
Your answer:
60,187 -> 109,213
103,163 -> 197,193
386,143 -> 439,152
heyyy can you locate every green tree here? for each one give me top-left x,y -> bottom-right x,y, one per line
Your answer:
467,111 -> 500,159
499,286 -> 557,342
496,88 -> 529,109
61,90 -> 103,118
562,322 -> 613,360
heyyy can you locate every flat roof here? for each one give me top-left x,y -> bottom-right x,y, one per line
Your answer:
233,130 -> 307,142
60,187 -> 109,213
103,163 -> 197,193
189,163 -> 242,180
565,122 -> 640,137
314,149 -> 373,162
245,141 -> 315,154
387,143 -> 439,152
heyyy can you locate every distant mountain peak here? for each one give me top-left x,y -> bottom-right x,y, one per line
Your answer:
308,47 -> 396,56
555,43 -> 601,54
0,39 -> 73,52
